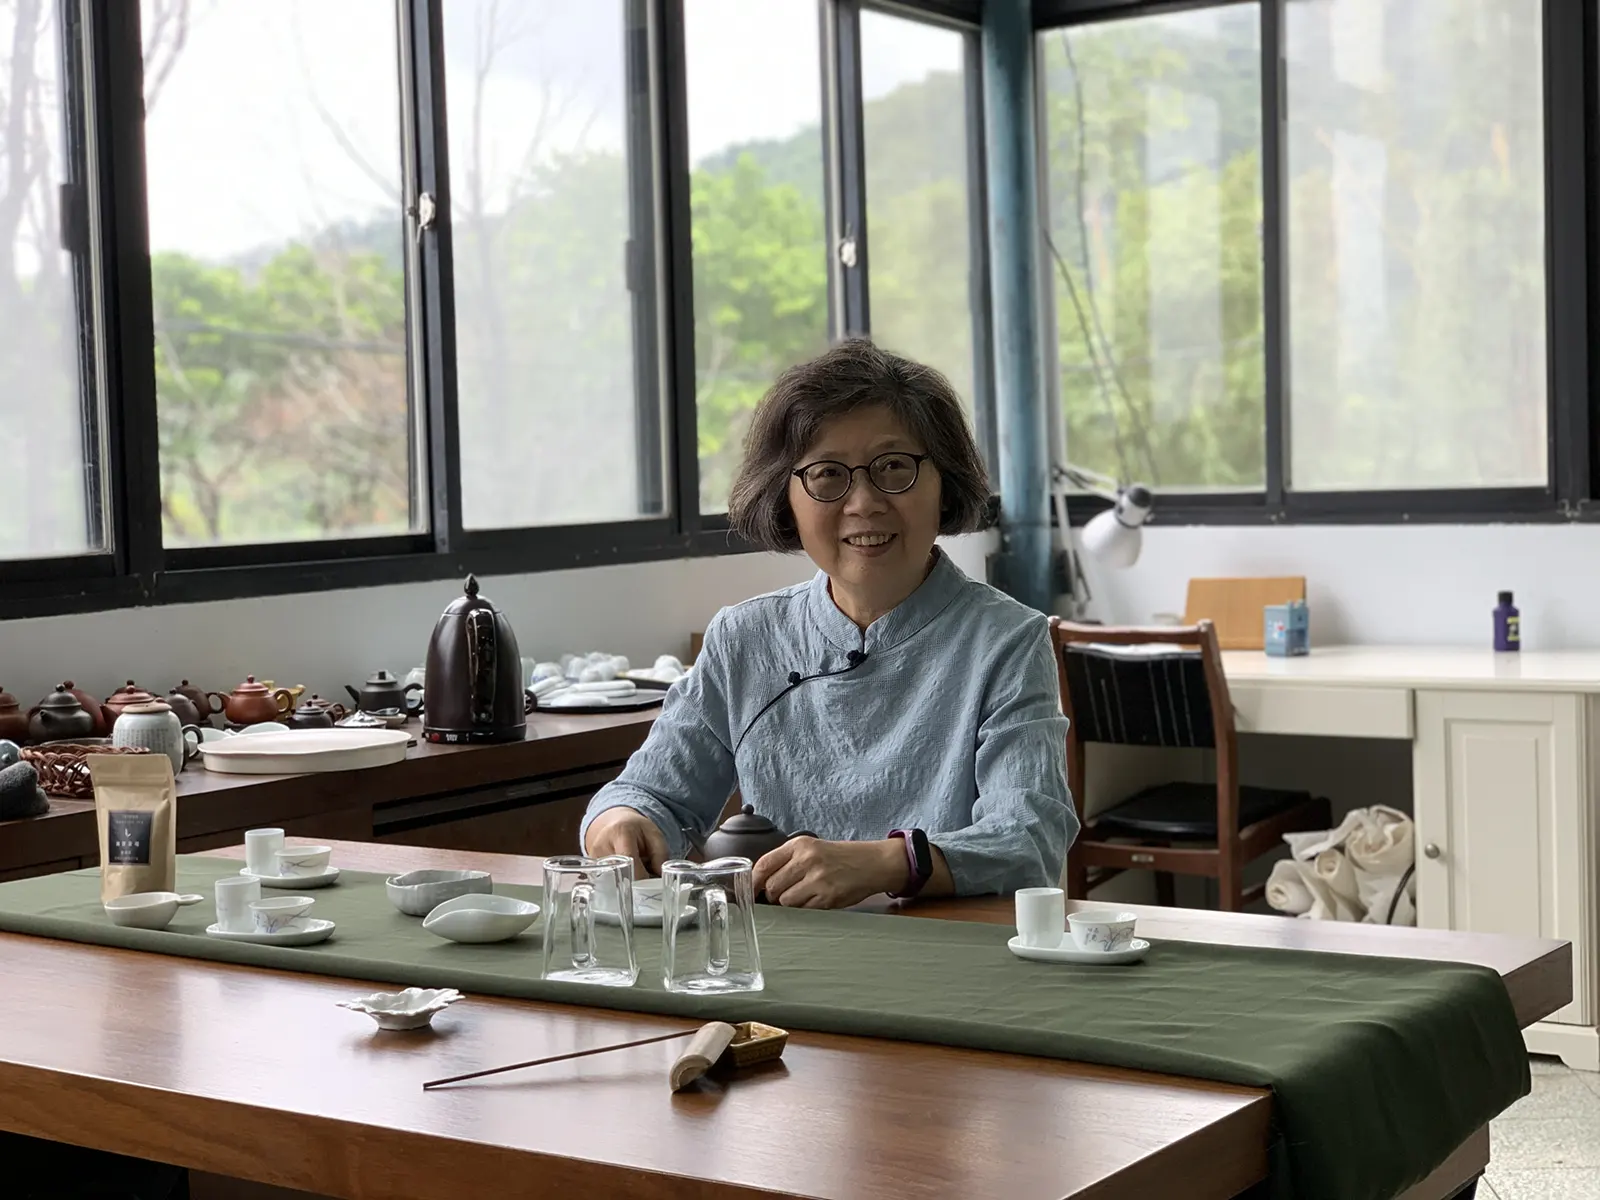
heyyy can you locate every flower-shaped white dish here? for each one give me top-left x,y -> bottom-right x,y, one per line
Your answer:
422,894 -> 540,944
386,869 -> 492,916
103,891 -> 205,930
337,986 -> 464,1030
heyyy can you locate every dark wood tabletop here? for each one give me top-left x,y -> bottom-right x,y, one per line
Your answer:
0,839 -> 1568,1200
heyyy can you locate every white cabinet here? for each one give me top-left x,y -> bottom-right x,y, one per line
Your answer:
1413,690 -> 1594,1029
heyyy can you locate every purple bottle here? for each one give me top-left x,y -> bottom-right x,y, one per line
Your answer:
1494,591 -> 1521,652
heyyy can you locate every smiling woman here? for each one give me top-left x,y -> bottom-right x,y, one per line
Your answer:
582,340 -> 1076,909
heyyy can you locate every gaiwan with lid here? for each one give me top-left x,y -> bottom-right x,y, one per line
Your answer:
422,576 -> 527,745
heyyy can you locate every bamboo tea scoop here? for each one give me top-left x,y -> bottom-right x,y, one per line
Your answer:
421,1022 -> 737,1091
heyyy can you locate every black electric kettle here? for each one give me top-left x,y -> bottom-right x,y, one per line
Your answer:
422,576 -> 528,745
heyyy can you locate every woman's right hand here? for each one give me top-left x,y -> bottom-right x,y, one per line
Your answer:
583,806 -> 670,879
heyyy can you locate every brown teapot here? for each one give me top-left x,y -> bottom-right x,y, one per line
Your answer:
207,676 -> 294,726
162,685 -> 204,728
102,681 -> 160,731
28,685 -> 97,743
287,695 -> 347,729
697,805 -> 815,863
0,687 -> 29,744
58,681 -> 108,737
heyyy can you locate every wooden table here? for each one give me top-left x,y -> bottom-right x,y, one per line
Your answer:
0,841 -> 1570,1200
0,711 -> 657,881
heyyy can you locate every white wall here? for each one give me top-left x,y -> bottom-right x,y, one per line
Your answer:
0,534 -> 995,712
1074,523 -> 1600,650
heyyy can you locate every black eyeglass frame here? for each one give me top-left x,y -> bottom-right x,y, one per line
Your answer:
791,452 -> 933,503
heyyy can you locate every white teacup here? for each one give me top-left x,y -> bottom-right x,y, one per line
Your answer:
244,827 -> 285,877
216,874 -> 262,933
1014,886 -> 1066,949
1068,909 -> 1138,953
250,895 -> 315,934
275,845 -> 332,876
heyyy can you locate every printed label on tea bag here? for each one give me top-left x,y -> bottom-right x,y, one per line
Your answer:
106,810 -> 154,865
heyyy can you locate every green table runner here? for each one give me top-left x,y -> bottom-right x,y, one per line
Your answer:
0,857 -> 1528,1200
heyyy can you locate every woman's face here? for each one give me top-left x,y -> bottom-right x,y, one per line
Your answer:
787,405 -> 942,600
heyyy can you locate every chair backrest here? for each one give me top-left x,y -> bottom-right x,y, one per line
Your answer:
1048,618 -> 1239,821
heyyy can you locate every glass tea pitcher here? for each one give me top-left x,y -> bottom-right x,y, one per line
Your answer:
540,855 -> 638,987
661,857 -> 763,994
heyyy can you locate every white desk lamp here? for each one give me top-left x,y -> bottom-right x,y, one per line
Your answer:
1051,463 -> 1154,620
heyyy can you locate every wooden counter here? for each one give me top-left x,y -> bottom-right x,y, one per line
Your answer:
0,711 -> 657,881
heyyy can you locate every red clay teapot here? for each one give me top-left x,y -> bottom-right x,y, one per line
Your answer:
102,681 -> 160,731
207,676 -> 294,727
0,687 -> 29,744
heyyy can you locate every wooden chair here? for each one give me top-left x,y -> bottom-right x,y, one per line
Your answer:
1048,616 -> 1331,912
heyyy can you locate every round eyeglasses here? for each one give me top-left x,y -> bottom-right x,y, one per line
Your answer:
792,452 -> 931,503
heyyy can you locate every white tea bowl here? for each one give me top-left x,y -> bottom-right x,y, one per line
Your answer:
1067,909 -> 1138,954
275,845 -> 333,876
104,891 -> 205,930
423,894 -> 541,944
249,895 -> 315,934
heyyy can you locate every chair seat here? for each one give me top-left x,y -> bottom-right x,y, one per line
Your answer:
1090,781 -> 1316,840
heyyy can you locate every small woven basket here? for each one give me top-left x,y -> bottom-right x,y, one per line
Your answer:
21,743 -> 150,798
724,1021 -> 789,1068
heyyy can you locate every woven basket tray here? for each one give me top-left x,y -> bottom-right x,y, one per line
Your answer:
21,743 -> 150,798
724,1021 -> 789,1068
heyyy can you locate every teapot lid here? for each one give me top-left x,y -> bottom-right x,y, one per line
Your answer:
232,675 -> 271,696
41,685 -> 85,710
294,699 -> 330,716
122,701 -> 172,716
365,670 -> 398,685
718,804 -> 779,835
439,574 -> 499,617
109,682 -> 158,705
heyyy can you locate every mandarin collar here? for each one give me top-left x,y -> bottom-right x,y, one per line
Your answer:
804,546 -> 966,654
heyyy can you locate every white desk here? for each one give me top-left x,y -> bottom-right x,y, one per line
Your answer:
1220,646 -> 1600,1070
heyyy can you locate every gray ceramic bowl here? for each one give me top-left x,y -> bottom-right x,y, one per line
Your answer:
385,868 -> 492,917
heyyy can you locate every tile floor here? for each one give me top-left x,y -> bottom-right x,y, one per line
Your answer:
1483,1056 -> 1600,1198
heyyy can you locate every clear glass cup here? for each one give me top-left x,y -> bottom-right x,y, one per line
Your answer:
540,855 -> 638,986
661,857 -> 763,994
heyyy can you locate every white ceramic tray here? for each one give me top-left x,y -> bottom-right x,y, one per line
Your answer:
241,866 -> 341,890
205,918 -> 336,947
200,729 -> 410,775
1006,935 -> 1150,965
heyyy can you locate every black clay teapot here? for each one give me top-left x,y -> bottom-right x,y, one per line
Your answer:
698,805 -> 814,862
28,685 -> 97,743
344,670 -> 422,716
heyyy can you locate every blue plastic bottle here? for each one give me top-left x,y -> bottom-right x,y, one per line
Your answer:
1494,591 -> 1520,652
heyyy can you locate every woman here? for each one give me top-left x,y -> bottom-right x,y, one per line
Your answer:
582,339 -> 1075,907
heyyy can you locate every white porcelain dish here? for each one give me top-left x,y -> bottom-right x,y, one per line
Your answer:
1006,935 -> 1151,965
103,891 -> 204,930
242,866 -> 341,889
387,868 -> 492,916
205,918 -> 335,947
595,878 -> 693,928
337,986 -> 463,1031
422,894 -> 541,943
200,729 -> 409,775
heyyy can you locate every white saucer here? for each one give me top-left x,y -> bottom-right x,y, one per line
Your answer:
241,866 -> 341,889
595,879 -> 693,928
206,918 -> 335,947
1007,935 -> 1150,965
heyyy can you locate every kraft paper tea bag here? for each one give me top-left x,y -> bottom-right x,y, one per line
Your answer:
90,754 -> 177,902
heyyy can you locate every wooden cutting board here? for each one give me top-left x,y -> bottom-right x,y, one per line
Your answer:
1183,576 -> 1307,650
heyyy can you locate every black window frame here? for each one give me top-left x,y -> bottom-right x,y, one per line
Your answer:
0,0 -> 995,620
1035,0 -> 1600,529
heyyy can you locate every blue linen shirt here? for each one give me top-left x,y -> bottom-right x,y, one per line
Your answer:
579,550 -> 1077,894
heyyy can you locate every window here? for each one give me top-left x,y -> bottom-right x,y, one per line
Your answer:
860,9 -> 978,413
445,0 -> 665,530
3,0 -> 105,559
1286,0 -> 1546,491
142,0 -> 416,548
1041,8 -> 1264,493
684,0 -> 830,515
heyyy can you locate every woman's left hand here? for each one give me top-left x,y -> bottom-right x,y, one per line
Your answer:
753,837 -> 902,909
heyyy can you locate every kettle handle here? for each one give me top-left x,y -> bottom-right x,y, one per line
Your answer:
401,681 -> 424,716
466,608 -> 497,726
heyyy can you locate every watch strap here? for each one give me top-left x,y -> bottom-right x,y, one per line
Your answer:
887,828 -> 931,899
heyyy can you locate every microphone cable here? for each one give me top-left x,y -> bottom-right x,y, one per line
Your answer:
732,649 -> 869,755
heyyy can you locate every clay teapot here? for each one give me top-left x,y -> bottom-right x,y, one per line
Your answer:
102,681 -> 160,731
288,695 -> 346,730
206,676 -> 293,726
28,685 -> 97,743
345,670 -> 422,716
697,805 -> 815,863
162,685 -> 204,728
171,680 -> 221,723
58,681 -> 108,737
0,687 -> 29,744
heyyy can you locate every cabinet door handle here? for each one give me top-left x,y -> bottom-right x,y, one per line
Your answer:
1423,843 -> 1442,859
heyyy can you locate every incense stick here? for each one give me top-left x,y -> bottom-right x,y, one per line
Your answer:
422,1028 -> 699,1090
